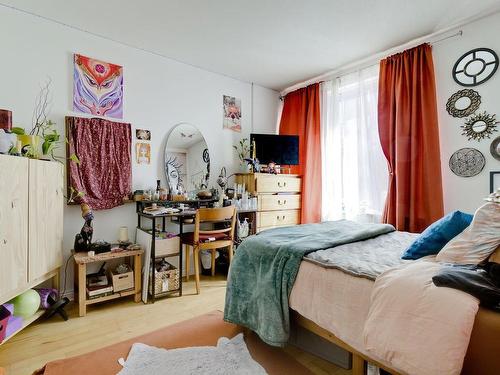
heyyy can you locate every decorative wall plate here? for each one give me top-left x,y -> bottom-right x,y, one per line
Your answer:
203,148 -> 210,163
449,148 -> 485,177
461,111 -> 498,141
491,136 -> 500,161
446,89 -> 481,117
452,48 -> 499,87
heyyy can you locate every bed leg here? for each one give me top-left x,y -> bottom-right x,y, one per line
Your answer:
352,353 -> 365,375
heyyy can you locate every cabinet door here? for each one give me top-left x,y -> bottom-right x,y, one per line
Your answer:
0,155 -> 28,303
29,159 -> 64,282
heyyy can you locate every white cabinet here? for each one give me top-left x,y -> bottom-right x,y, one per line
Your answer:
0,155 -> 63,304
28,159 -> 64,282
0,155 -> 29,303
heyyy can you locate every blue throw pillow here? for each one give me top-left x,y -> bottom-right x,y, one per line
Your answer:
401,211 -> 473,260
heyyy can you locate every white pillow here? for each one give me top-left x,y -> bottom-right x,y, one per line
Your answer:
436,203 -> 500,264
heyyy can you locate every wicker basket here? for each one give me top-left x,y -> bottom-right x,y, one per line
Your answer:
149,261 -> 179,295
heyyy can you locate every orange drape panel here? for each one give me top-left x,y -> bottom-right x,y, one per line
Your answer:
378,43 -> 444,233
279,83 -> 322,223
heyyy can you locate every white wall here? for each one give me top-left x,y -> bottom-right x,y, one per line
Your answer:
434,11 -> 500,213
0,7 -> 279,295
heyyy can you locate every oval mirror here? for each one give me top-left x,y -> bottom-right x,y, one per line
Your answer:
164,123 -> 210,195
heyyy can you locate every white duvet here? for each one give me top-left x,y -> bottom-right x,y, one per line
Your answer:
363,260 -> 479,375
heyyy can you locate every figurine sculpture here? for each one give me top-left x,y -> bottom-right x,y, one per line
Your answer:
74,203 -> 94,252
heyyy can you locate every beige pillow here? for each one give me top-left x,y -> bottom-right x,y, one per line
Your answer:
436,203 -> 500,264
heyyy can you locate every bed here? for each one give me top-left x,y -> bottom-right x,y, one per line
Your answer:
224,220 -> 500,375
291,258 -> 500,375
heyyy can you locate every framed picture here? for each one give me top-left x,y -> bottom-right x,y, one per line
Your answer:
223,95 -> 241,132
136,129 -> 151,141
73,54 -> 123,119
490,171 -> 500,193
135,142 -> 151,165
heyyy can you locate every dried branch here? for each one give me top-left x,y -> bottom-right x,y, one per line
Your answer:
31,77 -> 53,136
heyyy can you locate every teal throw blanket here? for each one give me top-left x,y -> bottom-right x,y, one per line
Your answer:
224,220 -> 395,346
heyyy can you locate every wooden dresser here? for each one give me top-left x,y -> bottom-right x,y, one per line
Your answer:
235,173 -> 301,232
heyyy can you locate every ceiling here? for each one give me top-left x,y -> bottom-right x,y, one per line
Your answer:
3,0 -> 500,90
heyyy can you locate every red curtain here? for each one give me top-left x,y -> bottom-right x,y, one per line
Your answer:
378,43 -> 444,232
67,116 -> 132,210
279,83 -> 322,223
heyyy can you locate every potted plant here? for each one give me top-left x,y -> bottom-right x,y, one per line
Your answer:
233,138 -> 250,173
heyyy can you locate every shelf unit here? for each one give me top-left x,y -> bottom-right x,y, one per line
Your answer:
136,211 -> 190,302
1,310 -> 45,345
135,199 -> 217,303
73,249 -> 143,317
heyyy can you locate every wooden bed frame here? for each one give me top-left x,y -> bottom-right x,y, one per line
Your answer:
292,307 -> 500,375
291,311 -> 400,375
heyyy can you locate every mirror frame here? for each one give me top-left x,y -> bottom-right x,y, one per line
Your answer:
461,111 -> 498,141
446,89 -> 481,118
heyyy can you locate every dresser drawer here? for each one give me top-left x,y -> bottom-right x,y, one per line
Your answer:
255,175 -> 301,193
259,194 -> 301,211
259,209 -> 300,228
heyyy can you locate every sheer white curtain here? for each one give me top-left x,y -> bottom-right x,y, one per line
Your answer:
321,65 -> 388,223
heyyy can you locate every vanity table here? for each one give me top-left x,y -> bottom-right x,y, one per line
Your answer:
139,121 -> 218,302
136,199 -> 216,302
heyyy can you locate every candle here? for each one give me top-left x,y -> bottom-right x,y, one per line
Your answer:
119,226 -> 129,242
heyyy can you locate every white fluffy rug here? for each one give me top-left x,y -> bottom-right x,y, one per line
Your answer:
117,333 -> 268,374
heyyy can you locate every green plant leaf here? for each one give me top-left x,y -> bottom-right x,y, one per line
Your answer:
11,127 -> 25,135
69,153 -> 80,164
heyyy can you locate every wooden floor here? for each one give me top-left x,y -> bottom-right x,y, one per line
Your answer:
0,275 -> 350,375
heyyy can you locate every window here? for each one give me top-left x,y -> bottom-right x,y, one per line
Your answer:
321,65 -> 388,222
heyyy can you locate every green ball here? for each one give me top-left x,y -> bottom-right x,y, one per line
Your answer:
11,289 -> 41,318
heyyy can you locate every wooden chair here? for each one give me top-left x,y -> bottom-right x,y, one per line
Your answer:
181,205 -> 237,294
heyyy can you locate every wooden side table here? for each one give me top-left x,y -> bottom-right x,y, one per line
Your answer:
73,249 -> 143,317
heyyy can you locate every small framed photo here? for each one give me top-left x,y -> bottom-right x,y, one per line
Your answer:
136,129 -> 151,141
490,171 -> 500,193
136,142 -> 151,165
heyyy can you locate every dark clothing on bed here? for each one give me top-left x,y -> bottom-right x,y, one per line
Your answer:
432,264 -> 500,311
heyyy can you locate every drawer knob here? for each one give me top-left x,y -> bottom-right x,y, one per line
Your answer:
277,200 -> 287,205
276,215 -> 286,221
2,239 -> 6,245
277,181 -> 287,188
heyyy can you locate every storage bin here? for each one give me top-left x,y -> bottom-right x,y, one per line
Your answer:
155,235 -> 180,257
149,261 -> 179,295
109,270 -> 134,292
0,305 -> 11,343
136,229 -> 180,258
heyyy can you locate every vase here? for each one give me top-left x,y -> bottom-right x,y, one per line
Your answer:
239,163 -> 249,174
17,134 -> 41,158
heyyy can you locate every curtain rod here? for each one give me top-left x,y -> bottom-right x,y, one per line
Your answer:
280,5 -> 500,97
280,29 -> 463,98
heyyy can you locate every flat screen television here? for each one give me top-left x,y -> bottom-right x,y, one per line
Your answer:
250,133 -> 299,165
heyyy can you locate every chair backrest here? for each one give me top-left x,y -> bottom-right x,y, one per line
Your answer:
198,205 -> 236,222
193,205 -> 237,243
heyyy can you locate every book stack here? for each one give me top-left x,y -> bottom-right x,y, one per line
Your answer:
86,275 -> 113,299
